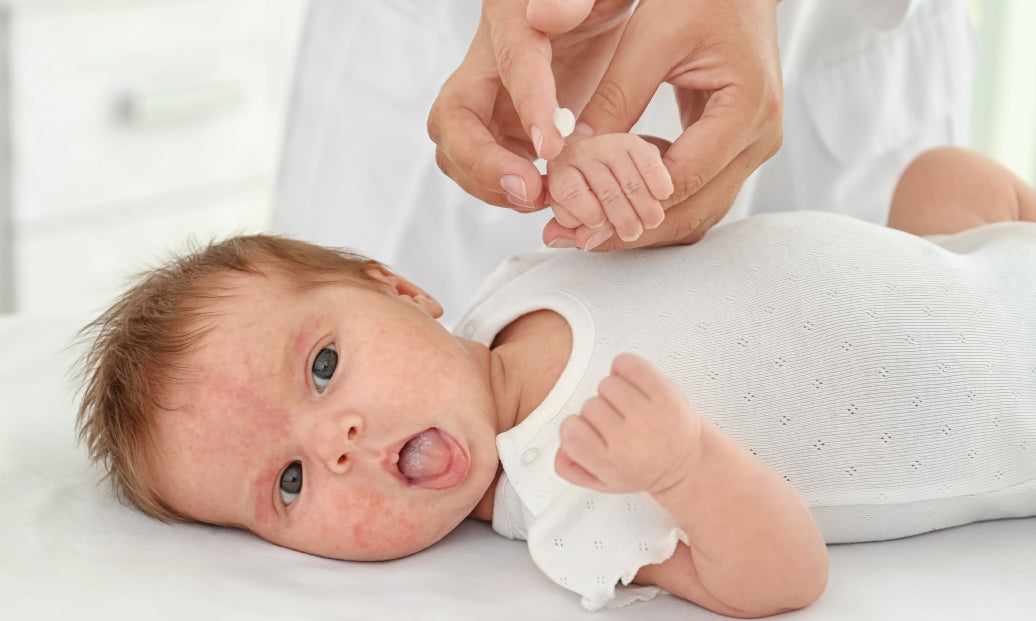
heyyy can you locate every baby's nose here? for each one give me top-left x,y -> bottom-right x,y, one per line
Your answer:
318,412 -> 364,474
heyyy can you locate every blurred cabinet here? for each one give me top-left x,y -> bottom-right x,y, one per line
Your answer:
0,0 -> 307,313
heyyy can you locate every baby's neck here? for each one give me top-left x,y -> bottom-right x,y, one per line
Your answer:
491,309 -> 573,430
467,309 -> 572,522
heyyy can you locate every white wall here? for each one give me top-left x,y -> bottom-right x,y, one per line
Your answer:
0,1 -> 1032,315
969,0 -> 1036,185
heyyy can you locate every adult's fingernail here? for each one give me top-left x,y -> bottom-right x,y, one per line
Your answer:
553,107 -> 576,138
531,125 -> 544,160
547,236 -> 578,249
583,229 -> 613,252
506,194 -> 538,211
500,175 -> 528,203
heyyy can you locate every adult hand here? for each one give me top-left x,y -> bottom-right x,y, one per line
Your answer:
427,0 -> 633,211
543,0 -> 784,250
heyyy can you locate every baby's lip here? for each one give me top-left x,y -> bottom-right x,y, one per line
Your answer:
387,428 -> 469,490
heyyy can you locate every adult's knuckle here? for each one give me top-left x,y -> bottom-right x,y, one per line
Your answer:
589,79 -> 630,122
670,167 -> 708,200
494,43 -> 521,82
670,211 -> 708,245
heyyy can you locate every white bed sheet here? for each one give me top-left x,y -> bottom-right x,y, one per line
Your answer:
3,313 -> 1034,620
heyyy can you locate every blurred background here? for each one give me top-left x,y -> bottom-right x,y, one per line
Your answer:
0,0 -> 1032,316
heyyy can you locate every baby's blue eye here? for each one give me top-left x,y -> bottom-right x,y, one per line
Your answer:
312,344 -> 338,391
280,462 -> 303,505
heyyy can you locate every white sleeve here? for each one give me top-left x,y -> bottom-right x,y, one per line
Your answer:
841,0 -> 913,29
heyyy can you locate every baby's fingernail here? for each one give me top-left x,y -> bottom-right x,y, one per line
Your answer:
567,122 -> 594,144
618,223 -> 644,242
547,236 -> 578,249
553,107 -> 576,138
499,175 -> 528,203
583,229 -> 613,252
531,125 -> 544,160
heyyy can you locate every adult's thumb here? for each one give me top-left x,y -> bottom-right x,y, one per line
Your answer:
526,0 -> 595,34
577,26 -> 668,135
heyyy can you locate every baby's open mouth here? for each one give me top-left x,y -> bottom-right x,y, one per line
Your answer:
397,428 -> 469,490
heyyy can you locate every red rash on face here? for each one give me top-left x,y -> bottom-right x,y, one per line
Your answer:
343,489 -> 421,555
153,275 -> 504,562
253,472 -> 277,525
181,377 -> 292,528
292,325 -> 315,373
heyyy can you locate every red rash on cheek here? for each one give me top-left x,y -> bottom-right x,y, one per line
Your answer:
294,326 -> 315,371
191,380 -> 291,527
333,490 -> 421,556
253,474 -> 276,525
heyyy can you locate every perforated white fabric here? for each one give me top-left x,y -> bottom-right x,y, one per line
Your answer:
454,212 -> 1036,610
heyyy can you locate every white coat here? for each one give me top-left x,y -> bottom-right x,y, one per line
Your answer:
274,0 -> 976,326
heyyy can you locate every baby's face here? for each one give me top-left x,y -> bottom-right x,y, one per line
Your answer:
151,269 -> 503,561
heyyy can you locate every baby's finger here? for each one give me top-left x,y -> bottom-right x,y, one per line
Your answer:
549,198 -> 584,231
542,218 -> 613,252
555,448 -> 605,491
558,415 -> 615,485
548,165 -> 609,230
589,167 -> 644,242
595,373 -> 647,422
578,394 -> 627,440
611,352 -> 682,404
611,154 -> 665,232
630,141 -> 675,202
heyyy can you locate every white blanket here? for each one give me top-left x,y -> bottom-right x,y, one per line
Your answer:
2,314 -> 1033,620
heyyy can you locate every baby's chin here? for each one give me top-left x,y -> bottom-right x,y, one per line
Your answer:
288,518 -> 465,563
268,496 -> 482,563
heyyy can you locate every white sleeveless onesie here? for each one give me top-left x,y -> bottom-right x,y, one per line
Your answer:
453,212 -> 1036,610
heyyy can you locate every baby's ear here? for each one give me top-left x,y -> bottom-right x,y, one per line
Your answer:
361,265 -> 444,319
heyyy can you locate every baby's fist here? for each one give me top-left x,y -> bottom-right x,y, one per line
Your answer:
555,353 -> 702,496
547,134 -> 673,248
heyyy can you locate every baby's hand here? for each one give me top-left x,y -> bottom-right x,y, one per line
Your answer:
547,133 -> 674,249
555,353 -> 703,495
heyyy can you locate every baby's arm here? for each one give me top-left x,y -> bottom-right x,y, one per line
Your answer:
556,354 -> 828,618
546,133 -> 675,249
888,146 -> 1036,235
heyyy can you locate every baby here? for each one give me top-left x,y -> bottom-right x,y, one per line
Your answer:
77,145 -> 1036,618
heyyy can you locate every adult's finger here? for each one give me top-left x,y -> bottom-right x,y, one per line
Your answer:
659,95 -> 769,210
429,89 -> 548,209
428,21 -> 549,209
488,0 -> 567,160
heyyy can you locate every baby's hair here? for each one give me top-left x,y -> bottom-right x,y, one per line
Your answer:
75,234 -> 382,521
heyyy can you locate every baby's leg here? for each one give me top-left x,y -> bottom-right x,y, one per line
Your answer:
887,146 -> 1036,236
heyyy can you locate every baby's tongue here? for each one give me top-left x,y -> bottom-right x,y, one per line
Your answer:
398,429 -> 451,484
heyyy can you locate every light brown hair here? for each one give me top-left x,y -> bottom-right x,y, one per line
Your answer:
75,234 -> 381,521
